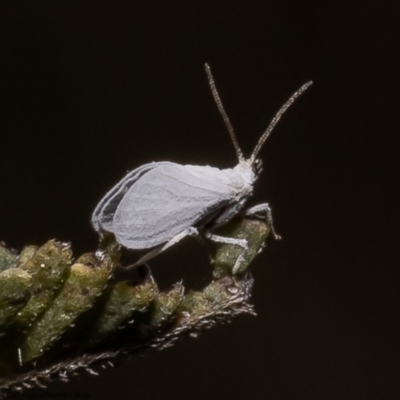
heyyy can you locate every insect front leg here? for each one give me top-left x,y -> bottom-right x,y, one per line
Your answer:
244,203 -> 281,240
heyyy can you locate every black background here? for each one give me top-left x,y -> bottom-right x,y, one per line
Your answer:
0,2 -> 399,399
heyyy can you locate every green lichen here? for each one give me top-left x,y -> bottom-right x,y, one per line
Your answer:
15,241 -> 72,329
0,269 -> 32,332
21,252 -> 113,363
91,279 -> 158,343
0,216 -> 270,394
0,244 -> 18,273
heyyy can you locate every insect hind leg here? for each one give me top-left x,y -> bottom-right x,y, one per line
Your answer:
245,203 -> 282,240
122,227 -> 200,270
204,232 -> 248,274
205,232 -> 248,248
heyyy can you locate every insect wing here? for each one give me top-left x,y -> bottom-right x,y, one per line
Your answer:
92,162 -> 172,233
111,163 -> 251,249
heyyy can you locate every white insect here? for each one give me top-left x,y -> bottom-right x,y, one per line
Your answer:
92,64 -> 312,273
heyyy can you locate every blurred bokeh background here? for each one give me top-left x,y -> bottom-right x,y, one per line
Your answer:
0,2 -> 398,399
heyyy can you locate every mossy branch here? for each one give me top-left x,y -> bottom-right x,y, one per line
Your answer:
0,217 -> 270,396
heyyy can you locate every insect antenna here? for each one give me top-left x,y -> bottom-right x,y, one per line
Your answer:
205,63 -> 245,163
250,81 -> 313,163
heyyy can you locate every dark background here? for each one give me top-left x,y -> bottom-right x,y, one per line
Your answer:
0,1 -> 399,399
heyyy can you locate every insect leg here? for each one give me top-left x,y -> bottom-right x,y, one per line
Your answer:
123,227 -> 200,270
245,203 -> 282,239
205,232 -> 248,274
232,253 -> 247,275
195,234 -> 215,264
205,232 -> 248,249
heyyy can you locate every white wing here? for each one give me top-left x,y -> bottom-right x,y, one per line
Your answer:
92,162 -> 171,232
110,163 -> 253,249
